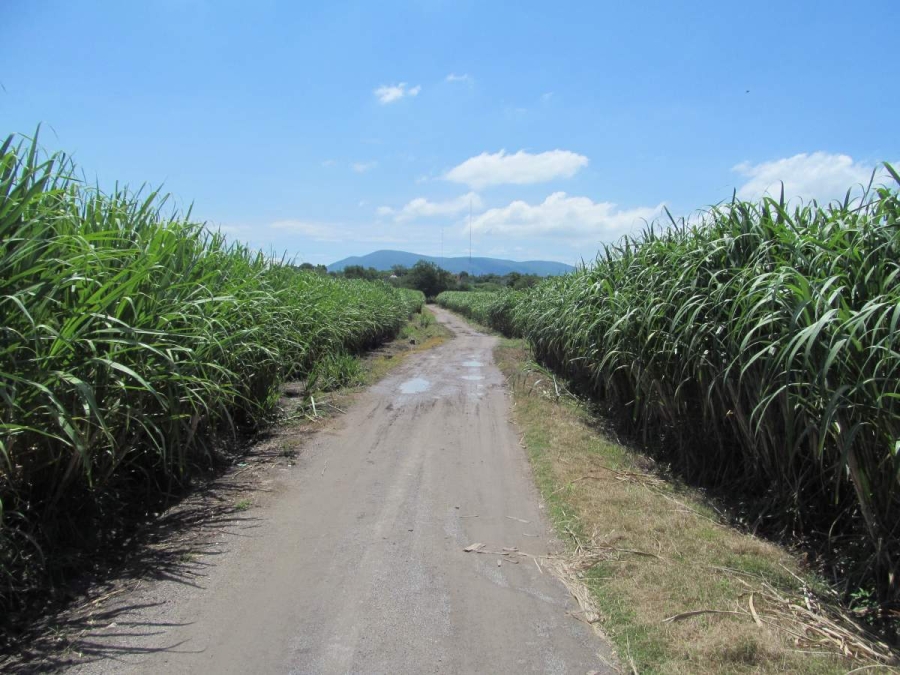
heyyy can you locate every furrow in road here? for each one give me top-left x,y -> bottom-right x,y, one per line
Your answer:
68,306 -> 614,674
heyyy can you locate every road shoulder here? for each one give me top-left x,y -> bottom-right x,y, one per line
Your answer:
494,337 -> 892,674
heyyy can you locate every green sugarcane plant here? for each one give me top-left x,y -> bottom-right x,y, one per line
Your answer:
0,132 -> 423,614
439,169 -> 900,603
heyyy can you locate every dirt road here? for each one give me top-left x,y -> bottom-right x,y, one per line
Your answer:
69,307 -> 614,674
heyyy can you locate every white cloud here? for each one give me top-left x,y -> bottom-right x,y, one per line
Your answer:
446,73 -> 473,83
732,152 -> 894,203
444,149 -> 589,189
469,192 -> 664,243
541,92 -> 553,103
378,192 -> 483,222
321,159 -> 337,167
351,161 -> 378,173
373,82 -> 421,104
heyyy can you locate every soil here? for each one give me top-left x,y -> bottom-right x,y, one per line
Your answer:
11,307 -> 615,674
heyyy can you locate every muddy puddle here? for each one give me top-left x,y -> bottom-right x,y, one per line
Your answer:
399,377 -> 431,394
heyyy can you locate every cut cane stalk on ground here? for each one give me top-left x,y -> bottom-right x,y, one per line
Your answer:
492,337 -> 898,675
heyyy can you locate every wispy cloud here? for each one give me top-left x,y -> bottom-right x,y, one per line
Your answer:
445,73 -> 473,84
470,192 -> 664,244
351,160 -> 378,173
321,159 -> 337,167
732,152 -> 894,203
374,82 -> 421,104
444,149 -> 589,189
378,192 -> 483,222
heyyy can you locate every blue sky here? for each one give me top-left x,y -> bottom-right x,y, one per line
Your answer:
3,0 -> 898,266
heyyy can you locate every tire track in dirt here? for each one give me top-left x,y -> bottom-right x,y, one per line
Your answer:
66,306 -> 616,674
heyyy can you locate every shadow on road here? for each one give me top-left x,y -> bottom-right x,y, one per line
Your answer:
0,465 -> 268,673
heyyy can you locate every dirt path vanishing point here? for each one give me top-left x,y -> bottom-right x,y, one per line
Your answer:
67,307 -> 615,674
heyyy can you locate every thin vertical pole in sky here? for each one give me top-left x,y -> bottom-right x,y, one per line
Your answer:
468,197 -> 472,274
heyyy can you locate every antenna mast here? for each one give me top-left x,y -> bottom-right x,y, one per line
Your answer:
469,197 -> 472,274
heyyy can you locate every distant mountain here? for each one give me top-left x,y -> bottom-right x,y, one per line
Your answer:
328,250 -> 574,276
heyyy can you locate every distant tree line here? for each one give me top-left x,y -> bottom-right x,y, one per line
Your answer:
295,262 -> 329,274
294,260 -> 542,299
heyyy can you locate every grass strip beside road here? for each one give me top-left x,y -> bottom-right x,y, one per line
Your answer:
359,306 -> 453,385
494,338 -> 894,674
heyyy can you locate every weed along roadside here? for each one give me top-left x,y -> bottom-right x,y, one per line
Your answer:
9,3 -> 900,671
435,169 -> 900,673
491,336 -> 896,673
436,174 -> 900,618
0,304 -> 449,669
3,303 -> 617,673
0,132 -> 430,639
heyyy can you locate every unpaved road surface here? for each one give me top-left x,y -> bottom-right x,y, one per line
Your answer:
68,307 -> 614,674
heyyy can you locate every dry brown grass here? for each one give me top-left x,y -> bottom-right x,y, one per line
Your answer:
495,339 -> 899,675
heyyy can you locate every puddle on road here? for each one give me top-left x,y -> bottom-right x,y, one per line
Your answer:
462,361 -> 483,368
461,375 -> 484,381
400,377 -> 431,394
